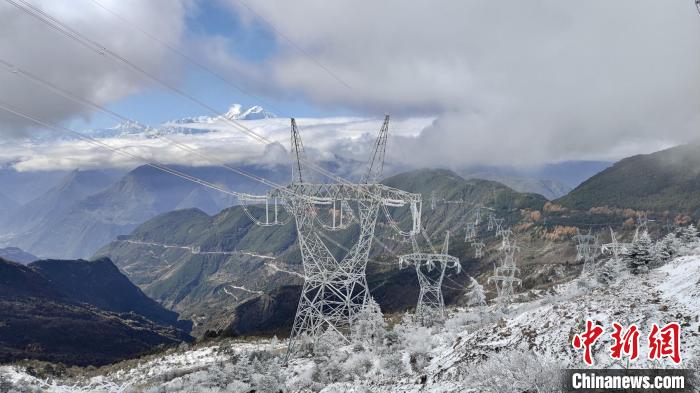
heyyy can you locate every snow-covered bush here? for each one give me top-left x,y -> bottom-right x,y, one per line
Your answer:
444,310 -> 476,332
313,354 -> 347,384
343,352 -> 375,379
251,372 -> 281,393
466,350 -> 561,393
350,298 -> 387,351
285,363 -> 316,392
314,329 -> 345,358
395,324 -> 435,355
379,352 -> 407,377
393,318 -> 437,373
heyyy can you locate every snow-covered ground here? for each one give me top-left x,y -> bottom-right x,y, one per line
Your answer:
2,254 -> 698,393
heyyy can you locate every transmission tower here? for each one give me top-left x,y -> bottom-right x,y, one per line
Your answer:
399,231 -> 461,325
488,236 -> 521,307
487,213 -> 497,231
251,117 -> 422,358
574,230 -> 599,272
474,207 -> 482,225
471,241 -> 485,258
494,219 -> 507,237
430,191 -> 438,210
464,223 -> 477,242
601,228 -> 628,262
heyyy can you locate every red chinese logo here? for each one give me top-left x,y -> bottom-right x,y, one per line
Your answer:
648,322 -> 681,364
610,322 -> 639,361
572,320 -> 604,366
572,321 -> 682,366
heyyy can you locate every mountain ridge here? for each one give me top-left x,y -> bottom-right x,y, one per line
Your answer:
96,168 -> 555,337
0,257 -> 192,366
556,142 -> 700,215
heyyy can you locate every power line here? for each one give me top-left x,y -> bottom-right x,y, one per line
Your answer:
0,57 -> 288,194
6,0 -> 371,194
5,0 -> 266,143
232,0 -> 354,91
0,100 -> 245,198
85,0 -> 287,118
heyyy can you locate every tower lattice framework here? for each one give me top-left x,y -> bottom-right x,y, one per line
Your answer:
258,116 -> 422,357
488,231 -> 521,307
574,230 -> 599,272
399,231 -> 461,325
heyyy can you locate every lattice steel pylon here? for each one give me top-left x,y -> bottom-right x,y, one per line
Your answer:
464,223 -> 477,242
601,228 -> 628,262
399,231 -> 461,325
252,117 -> 422,359
487,213 -> 497,231
494,218 -> 505,235
574,230 -> 599,273
471,241 -> 485,258
430,191 -> 438,210
488,236 -> 521,307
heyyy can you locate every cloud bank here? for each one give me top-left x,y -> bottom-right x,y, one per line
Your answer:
0,0 -> 190,138
222,0 -> 700,167
1,0 -> 699,171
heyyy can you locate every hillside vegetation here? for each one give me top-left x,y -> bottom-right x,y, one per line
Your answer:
557,143 -> 700,215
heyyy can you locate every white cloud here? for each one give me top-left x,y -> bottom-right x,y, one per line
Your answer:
2,115 -> 435,172
2,0 -> 699,171
0,0 -> 191,138
219,0 -> 700,167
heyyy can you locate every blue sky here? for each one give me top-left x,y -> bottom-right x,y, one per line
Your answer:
79,0 -> 354,130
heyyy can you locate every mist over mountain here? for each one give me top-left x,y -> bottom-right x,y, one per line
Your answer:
0,192 -> 17,224
0,168 -> 69,206
557,143 -> 700,215
0,163 -> 290,259
458,160 -> 612,199
0,247 -> 37,265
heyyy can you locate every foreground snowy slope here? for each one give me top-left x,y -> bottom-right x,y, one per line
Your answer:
2,253 -> 698,392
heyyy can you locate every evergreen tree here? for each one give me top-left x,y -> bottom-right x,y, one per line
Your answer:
655,233 -> 678,263
624,230 -> 655,274
466,276 -> 487,307
680,224 -> 699,246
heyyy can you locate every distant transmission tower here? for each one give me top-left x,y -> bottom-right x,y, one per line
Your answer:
251,117 -> 421,358
574,230 -> 599,272
471,241 -> 485,258
399,231 -> 461,325
430,191 -> 438,210
488,235 -> 521,307
487,213 -> 497,231
464,223 -> 477,242
601,228 -> 627,263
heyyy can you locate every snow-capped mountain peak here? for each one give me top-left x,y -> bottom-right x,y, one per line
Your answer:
223,104 -> 276,120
